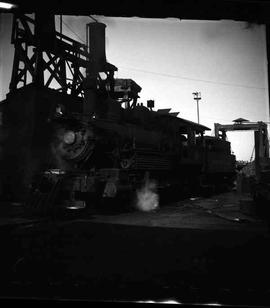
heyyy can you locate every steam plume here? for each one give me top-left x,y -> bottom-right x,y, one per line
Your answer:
135,179 -> 159,212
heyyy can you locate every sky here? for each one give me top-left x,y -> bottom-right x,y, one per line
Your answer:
0,13 -> 269,161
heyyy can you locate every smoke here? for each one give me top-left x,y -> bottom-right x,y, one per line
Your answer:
51,144 -> 69,171
50,128 -> 70,171
135,179 -> 159,212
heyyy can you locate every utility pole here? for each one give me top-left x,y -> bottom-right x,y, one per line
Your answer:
192,92 -> 201,124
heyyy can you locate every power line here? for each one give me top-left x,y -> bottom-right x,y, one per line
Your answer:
55,17 -> 267,92
201,115 -> 234,122
89,15 -> 99,23
118,66 -> 266,91
57,16 -> 85,43
62,21 -> 85,43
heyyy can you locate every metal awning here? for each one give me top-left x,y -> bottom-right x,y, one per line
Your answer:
158,113 -> 210,133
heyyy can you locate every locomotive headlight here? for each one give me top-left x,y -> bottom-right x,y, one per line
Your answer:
63,131 -> 76,144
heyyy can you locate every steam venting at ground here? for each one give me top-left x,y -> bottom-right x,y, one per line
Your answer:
135,179 -> 159,212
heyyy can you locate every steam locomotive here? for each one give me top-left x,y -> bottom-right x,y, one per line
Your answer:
0,17 -> 236,215
25,77 -> 236,214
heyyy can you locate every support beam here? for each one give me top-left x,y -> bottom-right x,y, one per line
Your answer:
266,24 -> 270,122
9,14 -> 90,96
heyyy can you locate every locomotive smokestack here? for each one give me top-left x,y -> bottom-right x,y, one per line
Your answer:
83,22 -> 107,116
83,22 -> 117,116
86,22 -> 107,75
